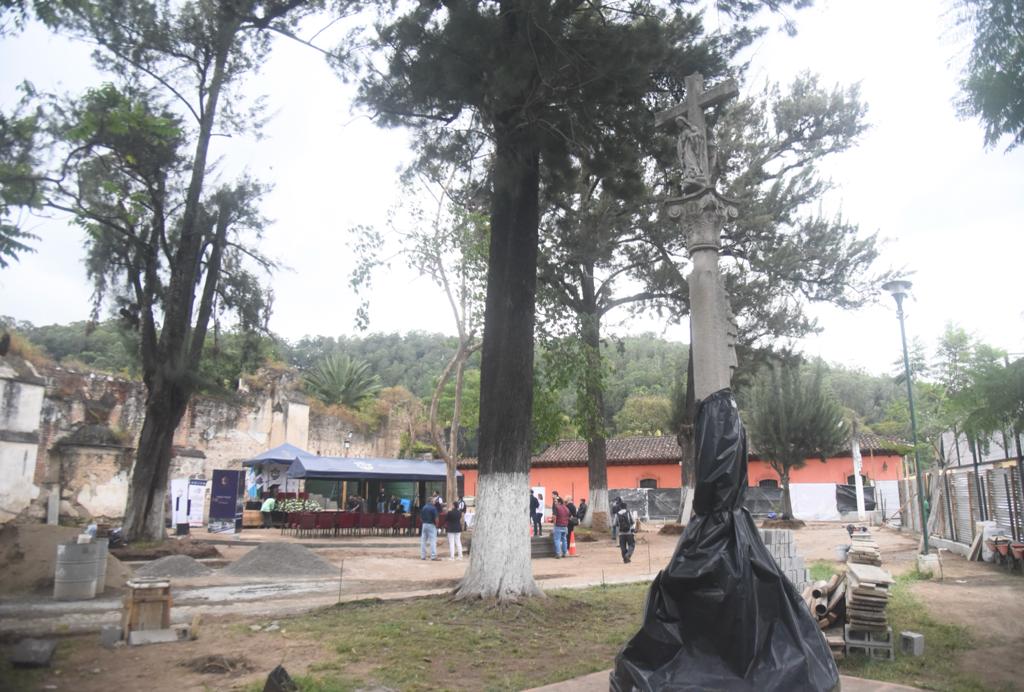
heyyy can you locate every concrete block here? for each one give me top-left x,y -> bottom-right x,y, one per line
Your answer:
8,639 -> 58,667
128,629 -> 182,646
900,631 -> 924,656
99,626 -> 122,649
916,553 -> 939,576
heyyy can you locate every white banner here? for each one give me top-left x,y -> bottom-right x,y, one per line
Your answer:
187,479 -> 207,527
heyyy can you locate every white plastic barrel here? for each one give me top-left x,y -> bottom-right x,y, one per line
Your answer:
53,542 -> 99,600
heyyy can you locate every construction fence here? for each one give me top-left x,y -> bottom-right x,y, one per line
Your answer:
609,486 -> 785,521
900,459 -> 1024,546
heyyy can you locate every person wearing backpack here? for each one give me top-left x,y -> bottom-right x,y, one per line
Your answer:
616,500 -> 636,563
566,496 -> 578,548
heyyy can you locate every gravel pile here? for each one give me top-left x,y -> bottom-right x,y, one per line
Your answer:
135,554 -> 213,578
222,542 -> 337,578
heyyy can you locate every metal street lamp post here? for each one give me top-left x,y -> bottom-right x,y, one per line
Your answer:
882,279 -> 930,555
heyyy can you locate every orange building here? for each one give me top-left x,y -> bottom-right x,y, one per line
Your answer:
458,433 -> 905,519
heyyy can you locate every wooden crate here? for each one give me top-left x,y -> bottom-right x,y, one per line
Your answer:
122,578 -> 172,639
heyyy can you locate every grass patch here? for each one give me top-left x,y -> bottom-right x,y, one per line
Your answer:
809,560 -> 841,582
838,573 -> 989,691
282,583 -> 651,691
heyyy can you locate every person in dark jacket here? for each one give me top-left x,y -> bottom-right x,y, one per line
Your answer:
420,502 -> 439,560
566,497 -> 578,549
530,490 -> 542,536
445,503 -> 464,560
576,498 -> 588,525
552,497 -> 571,558
616,501 -> 636,563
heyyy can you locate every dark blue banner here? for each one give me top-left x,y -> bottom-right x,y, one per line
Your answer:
209,469 -> 244,533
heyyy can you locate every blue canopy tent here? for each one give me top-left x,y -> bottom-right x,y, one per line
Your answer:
287,456 -> 459,482
288,456 -> 462,512
240,443 -> 317,498
240,442 -> 317,467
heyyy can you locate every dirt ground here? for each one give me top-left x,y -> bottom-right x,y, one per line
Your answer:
3,521 -> 1022,691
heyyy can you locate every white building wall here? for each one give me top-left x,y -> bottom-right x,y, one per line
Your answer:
0,360 -> 45,522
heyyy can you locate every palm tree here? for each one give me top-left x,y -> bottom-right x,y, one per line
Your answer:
303,354 -> 381,408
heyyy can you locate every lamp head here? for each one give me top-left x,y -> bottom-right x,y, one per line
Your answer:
882,279 -> 912,304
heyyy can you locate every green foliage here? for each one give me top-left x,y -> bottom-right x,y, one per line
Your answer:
0,94 -> 41,267
613,394 -> 672,436
436,367 -> 480,431
808,560 -> 838,582
747,361 -> 847,515
303,353 -> 382,408
955,0 -> 1024,150
285,333 -> 462,400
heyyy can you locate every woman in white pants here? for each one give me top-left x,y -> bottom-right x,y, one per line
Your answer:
445,504 -> 463,560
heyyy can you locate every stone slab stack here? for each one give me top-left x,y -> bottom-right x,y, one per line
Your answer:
759,528 -> 809,591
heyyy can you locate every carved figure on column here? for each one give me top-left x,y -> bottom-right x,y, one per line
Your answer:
675,114 -> 708,194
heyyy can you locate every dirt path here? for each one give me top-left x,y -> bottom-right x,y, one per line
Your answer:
4,523 -> 1022,691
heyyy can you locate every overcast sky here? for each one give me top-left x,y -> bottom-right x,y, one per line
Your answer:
1,0 -> 1022,377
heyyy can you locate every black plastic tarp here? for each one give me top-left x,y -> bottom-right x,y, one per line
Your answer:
836,484 -> 876,513
611,389 -> 839,692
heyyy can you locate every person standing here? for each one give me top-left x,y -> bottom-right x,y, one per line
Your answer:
552,497 -> 570,558
616,500 -> 636,563
420,502 -> 440,560
445,503 -> 464,560
455,495 -> 468,530
610,496 -> 624,541
576,498 -> 588,525
260,494 -> 276,529
530,490 -> 542,536
377,489 -> 387,513
566,496 -> 578,550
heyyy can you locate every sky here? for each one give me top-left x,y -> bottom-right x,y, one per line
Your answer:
1,0 -> 1022,377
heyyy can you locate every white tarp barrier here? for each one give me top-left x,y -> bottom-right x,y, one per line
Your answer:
875,480 -> 900,522
790,483 -> 840,520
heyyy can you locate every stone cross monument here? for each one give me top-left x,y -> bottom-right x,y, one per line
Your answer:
656,73 -> 739,401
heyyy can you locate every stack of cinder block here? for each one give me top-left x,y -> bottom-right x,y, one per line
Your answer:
759,528 -> 809,590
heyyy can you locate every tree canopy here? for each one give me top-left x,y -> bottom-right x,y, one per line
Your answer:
746,361 -> 848,518
955,0 -> 1024,150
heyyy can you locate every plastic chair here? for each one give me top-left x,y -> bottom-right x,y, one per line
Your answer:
358,512 -> 377,535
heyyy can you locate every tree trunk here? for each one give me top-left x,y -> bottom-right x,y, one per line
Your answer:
121,17 -> 238,543
781,468 -> 794,519
677,345 -> 696,525
446,358 -> 465,503
122,380 -> 190,541
454,124 -> 542,601
580,291 -> 610,532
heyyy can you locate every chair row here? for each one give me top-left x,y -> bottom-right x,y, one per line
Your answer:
282,511 -> 437,537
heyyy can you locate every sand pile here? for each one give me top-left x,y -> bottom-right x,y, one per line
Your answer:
135,554 -> 213,578
222,542 -> 337,578
0,524 -> 131,595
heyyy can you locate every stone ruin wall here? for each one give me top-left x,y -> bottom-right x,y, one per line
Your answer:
0,356 -> 401,526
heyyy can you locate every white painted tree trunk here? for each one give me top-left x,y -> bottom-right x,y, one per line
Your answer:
587,487 -> 609,530
852,436 -> 866,521
454,472 -> 543,602
680,483 -> 695,525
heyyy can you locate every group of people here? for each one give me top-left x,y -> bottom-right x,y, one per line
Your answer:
419,495 -> 466,561
531,489 -> 589,558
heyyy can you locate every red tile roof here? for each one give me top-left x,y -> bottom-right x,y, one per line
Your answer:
456,433 -> 907,469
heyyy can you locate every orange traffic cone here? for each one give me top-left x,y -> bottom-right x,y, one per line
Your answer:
568,532 -> 577,556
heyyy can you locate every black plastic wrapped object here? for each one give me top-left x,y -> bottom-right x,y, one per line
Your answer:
611,389 -> 840,692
